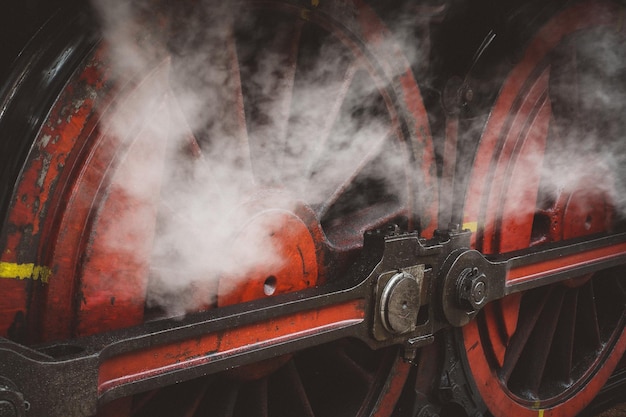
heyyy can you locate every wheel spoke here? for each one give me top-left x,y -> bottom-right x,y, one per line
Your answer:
211,381 -> 240,417
499,287 -> 552,383
483,301 -> 507,367
501,292 -> 522,342
577,280 -> 602,349
224,26 -> 254,184
275,20 -> 305,171
520,288 -> 565,395
168,15 -> 255,188
313,127 -> 395,216
130,379 -> 209,417
131,389 -> 162,415
181,382 -> 209,417
165,94 -> 226,199
279,29 -> 359,193
167,92 -> 204,159
204,26 -> 255,188
331,345 -> 376,386
240,17 -> 304,185
304,69 -> 394,201
480,294 -> 522,369
252,378 -> 269,417
301,61 -> 360,184
549,288 -> 578,381
284,360 -> 317,417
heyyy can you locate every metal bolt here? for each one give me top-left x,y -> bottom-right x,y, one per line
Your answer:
472,280 -> 486,305
456,267 -> 488,311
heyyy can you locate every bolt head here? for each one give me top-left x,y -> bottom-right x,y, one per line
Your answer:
472,280 -> 486,305
457,268 -> 488,311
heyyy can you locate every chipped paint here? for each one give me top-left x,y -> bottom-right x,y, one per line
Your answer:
0,262 -> 51,283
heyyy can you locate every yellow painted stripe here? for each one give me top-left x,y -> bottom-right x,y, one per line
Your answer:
0,262 -> 51,284
538,410 -> 544,417
462,221 -> 478,233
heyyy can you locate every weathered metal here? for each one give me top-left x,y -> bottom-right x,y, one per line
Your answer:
0,1 -> 625,417
0,224 -> 624,416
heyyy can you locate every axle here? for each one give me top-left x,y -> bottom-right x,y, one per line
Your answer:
1,226 -> 626,417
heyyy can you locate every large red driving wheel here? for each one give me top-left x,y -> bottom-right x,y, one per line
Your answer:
461,2 -> 626,416
0,1 -> 437,416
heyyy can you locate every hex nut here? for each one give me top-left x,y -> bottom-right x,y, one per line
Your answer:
456,267 -> 488,311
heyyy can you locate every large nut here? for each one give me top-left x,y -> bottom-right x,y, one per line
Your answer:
456,267 -> 488,311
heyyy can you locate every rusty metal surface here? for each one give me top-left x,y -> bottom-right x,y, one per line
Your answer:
0,1 -> 625,416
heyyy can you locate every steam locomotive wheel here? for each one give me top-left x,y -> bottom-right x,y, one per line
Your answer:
461,2 -> 626,416
0,1 -> 437,416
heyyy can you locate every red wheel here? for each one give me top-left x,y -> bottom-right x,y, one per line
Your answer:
461,2 -> 626,416
0,1 -> 437,416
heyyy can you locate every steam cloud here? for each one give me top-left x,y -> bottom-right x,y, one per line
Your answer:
90,0 -> 626,316
90,0 -> 424,316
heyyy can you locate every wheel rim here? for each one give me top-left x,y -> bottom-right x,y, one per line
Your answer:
461,2 -> 626,416
0,1 -> 437,416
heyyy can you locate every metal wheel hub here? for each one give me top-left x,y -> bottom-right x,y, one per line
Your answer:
217,196 -> 323,307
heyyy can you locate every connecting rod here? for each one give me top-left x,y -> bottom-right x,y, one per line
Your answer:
0,227 -> 625,417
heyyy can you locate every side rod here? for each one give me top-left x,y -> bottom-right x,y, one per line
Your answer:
0,229 -> 625,416
503,232 -> 626,294
440,231 -> 626,326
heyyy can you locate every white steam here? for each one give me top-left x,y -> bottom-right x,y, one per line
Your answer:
90,0 -> 425,316
90,0 -> 626,316
538,25 -> 626,220
457,12 -> 626,244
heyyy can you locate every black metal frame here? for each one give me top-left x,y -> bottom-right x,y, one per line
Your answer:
0,225 -> 624,417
